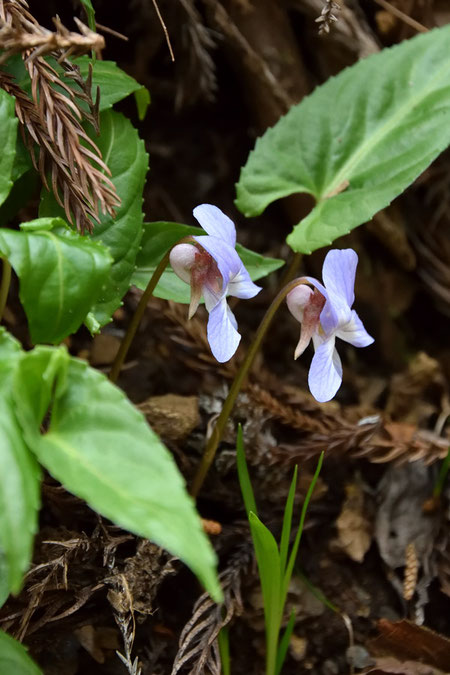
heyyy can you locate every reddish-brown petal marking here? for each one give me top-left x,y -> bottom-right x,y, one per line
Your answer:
188,249 -> 223,318
294,289 -> 326,359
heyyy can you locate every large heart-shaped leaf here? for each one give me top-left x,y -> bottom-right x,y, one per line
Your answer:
132,221 -> 284,303
0,218 -> 112,344
0,330 -> 40,597
40,111 -> 148,327
0,630 -> 42,674
236,25 -> 450,253
14,347 -> 221,601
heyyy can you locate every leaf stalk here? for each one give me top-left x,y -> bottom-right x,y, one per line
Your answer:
190,275 -> 310,497
109,236 -> 195,384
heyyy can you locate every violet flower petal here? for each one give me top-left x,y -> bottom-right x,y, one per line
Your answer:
309,335 -> 343,402
193,204 -> 236,247
207,297 -> 241,362
336,310 -> 374,348
322,249 -> 357,308
228,267 -> 261,300
321,249 -> 357,326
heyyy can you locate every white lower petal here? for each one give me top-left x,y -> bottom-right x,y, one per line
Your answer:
207,298 -> 241,362
309,335 -> 343,402
336,310 -> 374,347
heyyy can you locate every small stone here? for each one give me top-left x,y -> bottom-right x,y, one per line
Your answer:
89,333 -> 121,366
289,634 -> 307,661
138,394 -> 200,441
346,645 -> 373,669
322,659 -> 339,675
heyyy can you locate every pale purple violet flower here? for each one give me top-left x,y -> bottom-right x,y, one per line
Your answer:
170,204 -> 261,363
286,249 -> 374,403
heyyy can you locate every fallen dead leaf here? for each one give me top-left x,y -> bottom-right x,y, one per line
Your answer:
335,483 -> 372,562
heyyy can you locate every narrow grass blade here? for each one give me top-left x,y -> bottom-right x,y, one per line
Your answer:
282,452 -> 324,603
249,512 -> 282,675
279,466 -> 298,576
433,447 -> 450,498
236,424 -> 258,517
275,610 -> 296,675
218,626 -> 230,675
296,567 -> 339,614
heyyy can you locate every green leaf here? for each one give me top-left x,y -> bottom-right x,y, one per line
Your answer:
79,0 -> 96,31
0,218 -> 112,344
236,25 -> 450,253
132,221 -> 284,303
0,552 -> 9,608
134,86 -> 151,121
0,630 -> 42,675
281,452 -> 323,606
236,424 -> 258,518
75,56 -> 143,111
275,610 -> 296,675
40,110 -> 148,327
14,347 -> 221,601
279,466 -> 298,576
0,90 -> 18,207
249,512 -> 282,674
0,330 -> 40,596
218,626 -> 231,675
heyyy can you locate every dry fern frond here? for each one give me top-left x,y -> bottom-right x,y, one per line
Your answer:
0,6 -> 104,63
172,548 -> 250,675
0,0 -> 120,233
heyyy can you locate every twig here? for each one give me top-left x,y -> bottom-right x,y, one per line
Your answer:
150,0 -> 175,62
373,0 -> 428,33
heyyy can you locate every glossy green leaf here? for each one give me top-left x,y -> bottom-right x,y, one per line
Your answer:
75,56 -> 143,111
40,111 -> 148,326
0,90 -> 18,207
14,347 -> 221,601
0,218 -> 112,344
132,221 -> 284,303
236,25 -> 450,253
0,630 -> 42,675
0,330 -> 40,596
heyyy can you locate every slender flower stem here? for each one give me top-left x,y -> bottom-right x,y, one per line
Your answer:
190,276 -> 310,497
0,259 -> 11,323
109,236 -> 195,384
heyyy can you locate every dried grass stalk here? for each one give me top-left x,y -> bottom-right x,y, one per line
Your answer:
0,0 -> 120,233
172,548 -> 249,675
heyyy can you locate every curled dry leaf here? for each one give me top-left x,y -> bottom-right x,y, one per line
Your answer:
368,619 -> 450,673
335,483 -> 372,563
